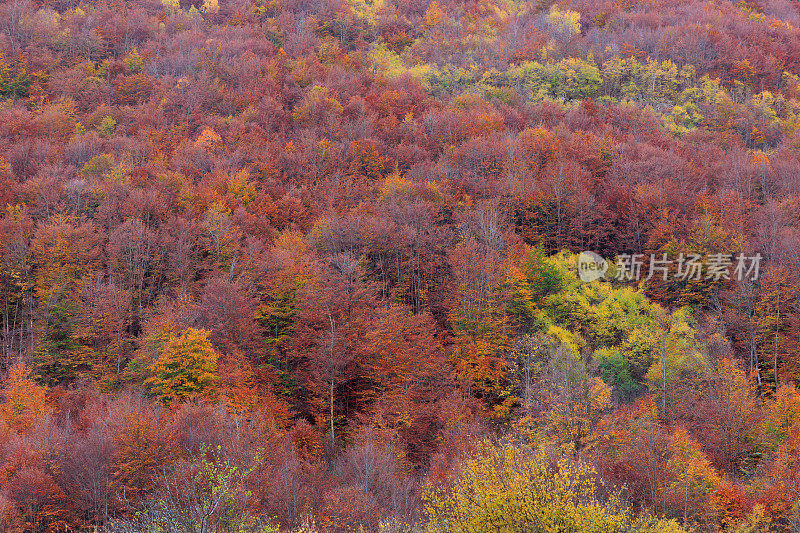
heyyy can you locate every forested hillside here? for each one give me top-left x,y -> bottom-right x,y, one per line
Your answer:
1,0 -> 800,530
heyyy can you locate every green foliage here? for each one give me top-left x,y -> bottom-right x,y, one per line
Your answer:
583,286 -> 657,347
126,323 -> 176,382
601,58 -> 696,103
594,347 -> 639,399
521,246 -> 567,303
256,281 -> 301,396
500,266 -> 537,333
123,48 -> 143,72
191,445 -> 254,531
34,299 -> 93,385
7,0 -> 800,528
430,65 -> 482,95
257,287 -> 298,349
503,251 -> 704,401
0,54 -> 31,99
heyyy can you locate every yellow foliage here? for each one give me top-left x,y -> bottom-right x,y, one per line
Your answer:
588,376 -> 612,412
379,169 -> 413,200
370,43 -> 439,89
378,168 -> 442,204
425,439 -> 637,532
0,155 -> 11,176
666,427 -> 722,522
204,201 -> 239,268
226,169 -> 256,204
544,5 -> 581,38
195,127 -> 222,150
751,150 -> 769,167
201,0 -> 219,14
145,328 -> 219,404
161,0 -> 180,12
424,1 -> 445,27
348,0 -> 385,27
123,47 -> 143,72
760,384 -> 800,452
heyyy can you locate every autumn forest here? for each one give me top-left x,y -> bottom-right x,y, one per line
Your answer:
1,0 -> 800,530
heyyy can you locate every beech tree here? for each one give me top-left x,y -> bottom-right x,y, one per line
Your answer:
424,439 -> 684,533
294,253 -> 377,448
1,362 -> 47,433
145,328 -> 220,404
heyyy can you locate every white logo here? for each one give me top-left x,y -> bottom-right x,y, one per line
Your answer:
578,251 -> 608,282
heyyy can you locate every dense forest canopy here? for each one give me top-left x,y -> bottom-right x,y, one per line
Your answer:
1,0 -> 800,530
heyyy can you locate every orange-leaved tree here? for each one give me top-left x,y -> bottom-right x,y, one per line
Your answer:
1,362 -> 47,433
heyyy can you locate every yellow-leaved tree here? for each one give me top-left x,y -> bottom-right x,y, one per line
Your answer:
424,439 -> 685,533
200,0 -> 219,15
666,428 -> 722,527
146,328 -> 219,404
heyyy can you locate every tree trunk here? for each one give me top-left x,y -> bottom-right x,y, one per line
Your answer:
774,288 -> 780,390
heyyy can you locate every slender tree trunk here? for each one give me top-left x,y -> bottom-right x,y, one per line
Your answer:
660,340 -> 667,415
774,288 -> 780,390
3,295 -> 8,365
683,483 -> 688,527
752,330 -> 762,395
328,311 -> 336,449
